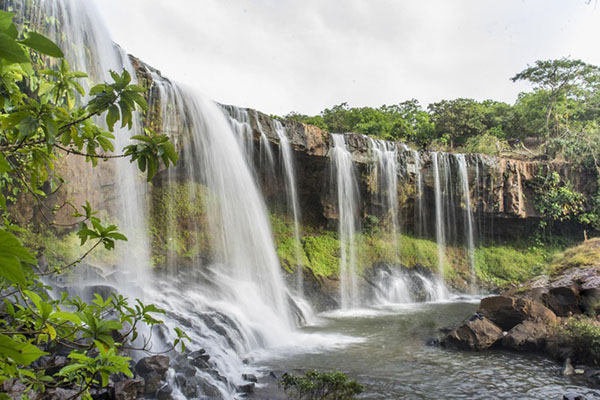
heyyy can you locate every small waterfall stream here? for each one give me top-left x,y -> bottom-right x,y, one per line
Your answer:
272,121 -> 304,295
330,134 -> 360,309
457,154 -> 476,291
368,139 -> 399,245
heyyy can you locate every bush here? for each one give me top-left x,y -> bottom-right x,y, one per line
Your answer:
559,317 -> 600,365
280,370 -> 364,400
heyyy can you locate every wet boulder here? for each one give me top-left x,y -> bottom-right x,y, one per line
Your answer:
502,320 -> 550,352
135,355 -> 170,377
479,295 -> 557,331
442,314 -> 503,350
544,286 -> 580,317
114,378 -> 144,400
135,355 -> 170,395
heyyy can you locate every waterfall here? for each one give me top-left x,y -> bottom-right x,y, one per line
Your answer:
272,121 -> 304,295
223,105 -> 255,164
368,139 -> 399,243
13,0 -> 313,397
431,152 -> 448,299
149,80 -> 301,395
456,154 -> 476,292
13,0 -> 151,293
330,134 -> 360,309
254,111 -> 276,173
413,150 -> 426,237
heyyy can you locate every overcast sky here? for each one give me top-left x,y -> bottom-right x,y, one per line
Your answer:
94,0 -> 600,116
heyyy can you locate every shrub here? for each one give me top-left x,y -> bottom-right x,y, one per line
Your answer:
280,370 -> 364,400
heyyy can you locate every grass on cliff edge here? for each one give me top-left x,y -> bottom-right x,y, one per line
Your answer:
548,238 -> 600,276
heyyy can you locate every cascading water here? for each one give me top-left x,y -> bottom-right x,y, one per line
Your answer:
330,134 -> 360,309
147,78 -> 308,396
223,105 -> 255,165
254,110 -> 276,173
456,154 -> 476,292
368,138 -> 399,244
412,150 -> 426,237
13,0 -> 151,294
272,120 -> 304,295
431,152 -> 450,300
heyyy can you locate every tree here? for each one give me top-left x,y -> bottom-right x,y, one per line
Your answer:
0,10 -> 185,398
512,58 -> 600,137
428,98 -> 486,148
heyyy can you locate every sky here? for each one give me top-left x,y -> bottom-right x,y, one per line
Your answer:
94,0 -> 600,116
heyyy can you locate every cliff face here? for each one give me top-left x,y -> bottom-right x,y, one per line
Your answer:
27,56 -> 596,242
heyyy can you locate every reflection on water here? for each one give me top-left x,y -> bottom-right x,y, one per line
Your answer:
256,301 -> 600,400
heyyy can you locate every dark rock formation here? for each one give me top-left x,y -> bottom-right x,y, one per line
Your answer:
502,320 -> 550,351
478,295 -> 557,331
442,315 -> 503,350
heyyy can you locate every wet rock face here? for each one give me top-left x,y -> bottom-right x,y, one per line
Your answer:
441,315 -> 503,350
478,295 -> 557,331
502,320 -> 550,352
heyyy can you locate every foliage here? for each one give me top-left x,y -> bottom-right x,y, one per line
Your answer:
463,132 -> 509,156
511,58 -> 600,138
280,370 -> 364,400
532,170 -> 585,233
0,12 -> 186,398
558,316 -> 600,366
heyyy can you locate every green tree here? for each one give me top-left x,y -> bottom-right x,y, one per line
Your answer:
428,98 -> 486,148
0,11 -> 185,398
512,58 -> 600,137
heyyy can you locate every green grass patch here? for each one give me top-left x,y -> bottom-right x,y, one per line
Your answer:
474,243 -> 556,288
548,238 -> 600,276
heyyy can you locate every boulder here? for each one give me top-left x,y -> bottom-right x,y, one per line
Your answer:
135,355 -> 170,378
502,320 -> 550,351
544,286 -> 580,317
242,373 -> 258,383
442,315 -> 503,350
479,295 -> 557,331
114,378 -> 144,400
156,383 -> 174,400
237,383 -> 255,394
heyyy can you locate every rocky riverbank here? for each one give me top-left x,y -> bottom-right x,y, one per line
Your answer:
440,239 -> 600,389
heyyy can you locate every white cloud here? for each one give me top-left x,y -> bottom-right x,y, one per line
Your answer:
94,0 -> 600,115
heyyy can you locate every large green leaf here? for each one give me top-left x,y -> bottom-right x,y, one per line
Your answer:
0,254 -> 26,285
0,334 -> 47,366
0,11 -> 14,33
0,153 -> 10,173
19,32 -> 64,58
0,231 -> 34,265
0,32 -> 29,64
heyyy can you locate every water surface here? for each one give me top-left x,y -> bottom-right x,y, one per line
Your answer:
256,301 -> 600,399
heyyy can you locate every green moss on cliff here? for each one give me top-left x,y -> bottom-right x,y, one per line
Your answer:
149,181 -> 211,266
269,214 -> 566,290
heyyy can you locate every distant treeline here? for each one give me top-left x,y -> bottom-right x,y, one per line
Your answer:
281,58 -> 600,166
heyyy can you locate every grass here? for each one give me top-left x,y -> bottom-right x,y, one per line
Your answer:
269,213 -> 570,289
547,238 -> 600,276
474,244 -> 555,288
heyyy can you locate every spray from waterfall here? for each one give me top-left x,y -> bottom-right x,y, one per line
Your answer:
331,134 -> 360,309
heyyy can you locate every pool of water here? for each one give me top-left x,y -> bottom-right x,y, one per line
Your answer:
254,300 -> 600,399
